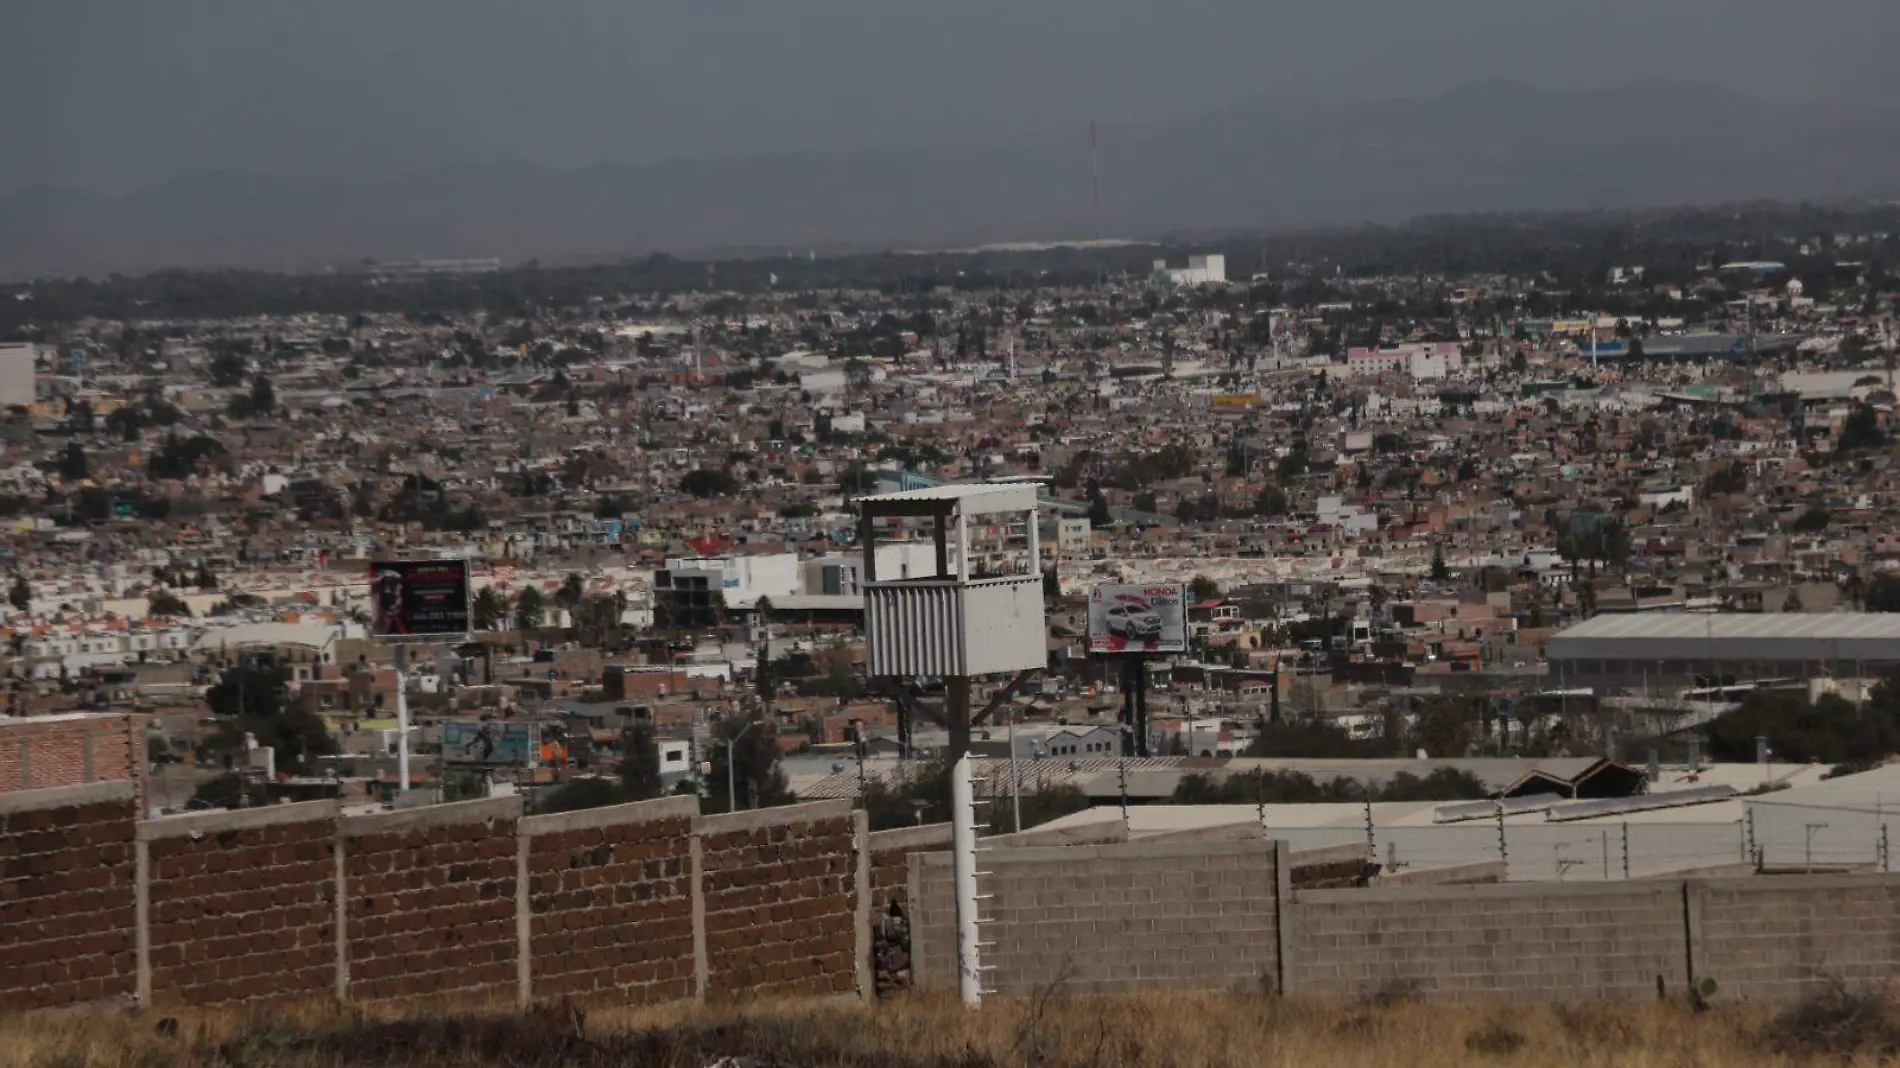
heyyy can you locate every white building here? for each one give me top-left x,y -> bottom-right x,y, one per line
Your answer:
801,543 -> 938,597
1151,254 -> 1226,286
0,344 -> 36,408
660,552 -> 800,609
1054,517 -> 1092,556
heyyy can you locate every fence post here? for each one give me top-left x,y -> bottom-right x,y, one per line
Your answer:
134,835 -> 151,1007
515,832 -> 531,1009
1273,838 -> 1295,995
1682,880 -> 1705,994
333,821 -> 349,1004
690,832 -> 708,1002
853,808 -> 872,1002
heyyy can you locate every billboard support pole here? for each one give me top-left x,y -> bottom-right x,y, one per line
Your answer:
1134,656 -> 1150,759
1120,659 -> 1137,758
394,644 -> 410,793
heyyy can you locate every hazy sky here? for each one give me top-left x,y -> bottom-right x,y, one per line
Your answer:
5,0 -> 1897,193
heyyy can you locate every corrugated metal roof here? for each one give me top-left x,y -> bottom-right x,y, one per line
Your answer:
1548,612 -> 1900,664
859,482 -> 1037,512
1555,613 -> 1900,642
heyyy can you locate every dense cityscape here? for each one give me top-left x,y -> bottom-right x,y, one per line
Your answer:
9,201 -> 1900,1033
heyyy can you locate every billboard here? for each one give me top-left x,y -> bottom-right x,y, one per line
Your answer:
1087,583 -> 1188,655
442,720 -> 539,766
368,559 -> 471,638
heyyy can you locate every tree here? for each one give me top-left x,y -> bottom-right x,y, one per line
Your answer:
1704,461 -> 1747,497
538,777 -> 625,813
985,783 -> 1092,835
205,660 -> 335,770
472,587 -> 509,630
1410,698 -> 1474,758
249,374 -> 275,415
1377,768 -> 1489,802
1243,719 -> 1385,759
1838,403 -> 1885,452
6,573 -> 27,612
1707,690 -> 1900,765
1867,575 -> 1900,613
147,589 -> 192,618
1430,544 -> 1450,582
1086,481 -> 1112,527
147,434 -> 230,480
705,715 -> 793,814
556,572 -> 586,621
1791,507 -> 1831,533
860,760 -> 952,831
56,442 -> 88,483
680,468 -> 739,498
1188,575 -> 1222,602
617,721 -> 664,801
1254,485 -> 1289,517
105,405 -> 144,442
190,772 -> 270,810
208,351 -> 248,387
514,586 -> 546,631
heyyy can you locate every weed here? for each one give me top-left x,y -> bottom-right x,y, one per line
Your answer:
1464,1023 -> 1527,1057
1763,980 -> 1900,1059
1356,978 -> 1420,1011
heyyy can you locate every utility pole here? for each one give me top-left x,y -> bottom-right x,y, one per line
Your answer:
728,717 -> 758,813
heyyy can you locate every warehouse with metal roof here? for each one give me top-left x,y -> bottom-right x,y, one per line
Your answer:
1546,612 -> 1900,694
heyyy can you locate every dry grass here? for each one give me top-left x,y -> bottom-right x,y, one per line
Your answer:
2,990 -> 1896,1068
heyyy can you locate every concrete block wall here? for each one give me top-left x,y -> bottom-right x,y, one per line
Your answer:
343,797 -> 523,1006
141,801 -> 339,1007
17,778 -> 1900,1011
1288,843 -> 1374,890
1696,875 -> 1900,1001
1288,882 -> 1689,1002
522,796 -> 697,1006
695,801 -> 864,1001
0,782 -> 139,1009
911,840 -> 1284,996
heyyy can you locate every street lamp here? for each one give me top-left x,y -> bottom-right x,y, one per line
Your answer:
727,718 -> 759,813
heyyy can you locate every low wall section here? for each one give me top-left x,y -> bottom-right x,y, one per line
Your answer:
909,838 -> 1900,1003
0,785 -> 870,1013
0,782 -> 139,1009
912,840 -> 1286,996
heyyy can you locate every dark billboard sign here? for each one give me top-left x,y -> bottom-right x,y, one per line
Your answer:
369,559 -> 471,638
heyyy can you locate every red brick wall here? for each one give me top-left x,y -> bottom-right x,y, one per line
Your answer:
0,714 -> 144,809
144,804 -> 339,1007
0,786 -> 885,1013
0,782 -> 138,1009
868,824 -> 953,916
698,802 -> 859,1000
343,798 -> 520,1006
524,797 -> 696,1005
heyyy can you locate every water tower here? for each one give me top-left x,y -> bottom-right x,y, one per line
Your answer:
858,483 -> 1048,762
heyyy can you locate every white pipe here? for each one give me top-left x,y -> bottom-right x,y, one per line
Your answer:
952,753 -> 982,1008
395,644 -> 410,794
1008,710 -> 1021,834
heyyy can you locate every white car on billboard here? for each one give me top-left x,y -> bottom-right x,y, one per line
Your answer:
1104,602 -> 1164,640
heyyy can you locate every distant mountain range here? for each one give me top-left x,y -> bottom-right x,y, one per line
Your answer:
4,79 -> 1899,280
